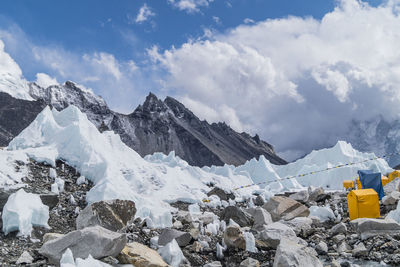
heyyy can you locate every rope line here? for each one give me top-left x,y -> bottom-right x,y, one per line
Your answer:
233,151 -> 400,191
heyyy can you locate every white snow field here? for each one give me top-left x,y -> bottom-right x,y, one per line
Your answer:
2,189 -> 49,236
1,105 -> 393,228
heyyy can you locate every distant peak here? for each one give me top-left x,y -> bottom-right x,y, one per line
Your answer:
142,92 -> 166,112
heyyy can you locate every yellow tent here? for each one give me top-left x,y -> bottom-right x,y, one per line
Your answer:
356,177 -> 362,189
347,189 -> 380,221
343,180 -> 354,189
388,170 -> 400,182
381,176 -> 390,187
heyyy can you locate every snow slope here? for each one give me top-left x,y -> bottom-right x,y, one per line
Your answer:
7,105 -> 254,227
3,105 -> 393,227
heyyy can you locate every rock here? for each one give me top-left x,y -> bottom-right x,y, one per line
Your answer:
332,234 -> 345,243
76,199 -> 136,232
331,222 -> 347,235
16,251 -> 33,265
191,241 -> 203,252
273,238 -> 323,267
282,217 -> 312,235
289,190 -> 309,203
207,187 -> 234,201
352,218 -> 400,239
383,191 -> 400,205
384,177 -> 400,195
308,187 -> 324,202
337,241 -> 351,253
352,242 -> 368,257
204,261 -> 223,267
198,212 -> 217,225
43,233 -> 65,243
263,196 -> 309,221
173,220 -> 183,229
223,225 -> 246,250
117,242 -> 169,267
259,222 -> 297,249
176,211 -> 193,224
240,257 -> 260,267
221,206 -> 253,227
250,207 -> 273,231
254,195 -> 265,206
39,192 -> 59,209
189,228 -> 200,240
39,225 -> 127,264
315,241 -> 328,255
158,228 -> 192,247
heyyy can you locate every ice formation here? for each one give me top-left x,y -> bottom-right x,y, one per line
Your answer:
158,239 -> 185,267
309,206 -> 336,222
60,249 -> 111,267
2,189 -> 49,236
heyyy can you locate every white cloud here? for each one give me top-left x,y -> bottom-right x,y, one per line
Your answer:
243,18 -> 255,24
35,73 -> 58,88
135,4 -> 155,24
150,0 -> 400,160
168,0 -> 214,13
83,52 -> 122,80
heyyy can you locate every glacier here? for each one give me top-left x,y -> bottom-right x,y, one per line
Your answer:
1,105 -> 393,228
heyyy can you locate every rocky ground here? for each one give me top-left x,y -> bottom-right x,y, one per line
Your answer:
1,159 -> 400,266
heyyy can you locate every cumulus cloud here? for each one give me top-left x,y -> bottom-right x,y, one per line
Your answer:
168,0 -> 214,13
150,0 -> 400,160
135,4 -> 155,24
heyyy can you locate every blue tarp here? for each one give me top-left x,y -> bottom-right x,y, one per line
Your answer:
358,170 -> 384,200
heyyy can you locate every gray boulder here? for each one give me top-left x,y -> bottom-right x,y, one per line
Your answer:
331,222 -> 347,235
204,261 -> 223,267
158,228 -> 192,247
273,238 -> 322,267
282,217 -> 312,235
315,241 -> 328,255
76,199 -> 136,232
240,258 -> 260,267
352,218 -> 400,239
263,196 -> 309,221
352,242 -> 368,257
207,187 -> 234,201
289,190 -> 309,203
254,195 -> 265,206
248,207 -> 273,231
383,191 -> 400,206
223,225 -> 246,250
221,206 -> 253,227
308,186 -> 324,201
39,225 -> 127,264
259,222 -> 297,249
384,178 -> 400,195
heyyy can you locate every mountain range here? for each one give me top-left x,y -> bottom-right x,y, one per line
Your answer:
0,80 -> 287,167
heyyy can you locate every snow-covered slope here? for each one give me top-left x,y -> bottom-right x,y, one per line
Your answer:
7,105 -> 254,227
2,105 -> 393,227
0,41 -> 32,101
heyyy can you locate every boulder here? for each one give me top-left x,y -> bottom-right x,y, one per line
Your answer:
337,241 -> 351,253
384,177 -> 400,195
221,206 -> 253,227
308,187 -> 324,202
259,222 -> 297,249
289,190 -> 309,203
273,238 -> 323,267
332,234 -> 345,243
223,225 -> 246,250
263,196 -> 309,221
249,207 -> 272,231
39,192 -> 60,209
76,199 -> 136,232
176,211 -> 193,224
352,242 -> 368,257
331,222 -> 347,235
39,225 -> 127,264
254,195 -> 265,206
158,228 -> 192,247
43,233 -> 65,243
315,241 -> 328,255
240,257 -> 260,267
282,217 -> 312,235
207,187 -> 234,201
16,251 -> 33,265
352,218 -> 400,239
117,242 -> 169,267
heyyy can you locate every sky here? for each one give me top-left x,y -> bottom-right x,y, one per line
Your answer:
0,0 -> 399,160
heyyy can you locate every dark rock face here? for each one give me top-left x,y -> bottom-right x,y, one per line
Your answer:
1,82 -> 286,167
0,92 -> 46,146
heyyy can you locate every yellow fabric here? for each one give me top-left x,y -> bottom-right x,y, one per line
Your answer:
347,189 -> 380,221
343,180 -> 354,189
356,177 -> 362,189
388,170 -> 400,182
381,176 -> 390,187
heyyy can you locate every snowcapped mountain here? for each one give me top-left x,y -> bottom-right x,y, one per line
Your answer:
0,79 -> 286,167
345,116 -> 400,168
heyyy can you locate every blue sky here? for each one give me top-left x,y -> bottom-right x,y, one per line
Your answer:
0,0 -> 396,159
